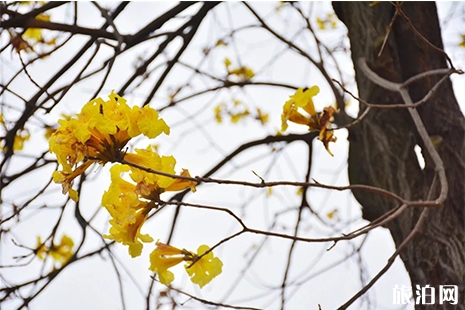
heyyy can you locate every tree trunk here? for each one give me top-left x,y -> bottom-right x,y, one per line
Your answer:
332,2 -> 465,309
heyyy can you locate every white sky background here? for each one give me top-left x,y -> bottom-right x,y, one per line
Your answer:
1,2 -> 464,310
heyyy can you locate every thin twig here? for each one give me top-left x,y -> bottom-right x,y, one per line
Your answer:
162,282 -> 262,310
337,207 -> 430,309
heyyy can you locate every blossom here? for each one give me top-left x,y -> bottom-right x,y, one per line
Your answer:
326,208 -> 339,220
224,57 -> 255,81
266,187 -> 273,197
224,57 -> 232,68
36,234 -> 74,266
229,66 -> 255,80
122,147 -> 197,195
214,99 -> 267,126
4,129 -> 30,151
460,34 -> 465,48
149,242 -> 187,284
256,108 -> 269,125
281,87 -> 338,156
101,149 -> 196,256
185,245 -> 223,288
104,206 -> 153,258
36,237 -> 47,260
49,91 -> 169,200
316,17 -> 326,30
230,110 -> 250,123
215,39 -> 227,47
214,103 -> 225,123
0,115 -> 30,152
44,126 -> 56,140
23,13 -> 51,42
7,1 -> 58,54
315,13 -> 338,30
149,242 -> 223,288
101,164 -> 154,258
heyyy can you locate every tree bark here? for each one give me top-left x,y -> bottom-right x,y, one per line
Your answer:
332,2 -> 465,309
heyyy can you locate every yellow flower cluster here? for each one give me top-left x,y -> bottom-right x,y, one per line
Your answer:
149,242 -> 223,288
0,113 -> 31,152
49,90 -> 169,201
102,148 -> 196,257
281,87 -> 338,156
460,34 -> 465,48
224,57 -> 255,81
315,13 -> 338,30
48,91 -> 222,288
36,234 -> 74,266
214,99 -> 268,125
326,208 -> 339,220
9,4 -> 57,54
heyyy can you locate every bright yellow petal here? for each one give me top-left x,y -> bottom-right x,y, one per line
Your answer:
136,105 -> 170,139
68,189 -> 79,202
149,242 -> 184,274
158,269 -> 175,285
185,245 -> 223,288
164,169 -> 197,192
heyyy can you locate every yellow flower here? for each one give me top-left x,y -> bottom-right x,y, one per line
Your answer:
316,17 -> 326,30
13,128 -> 30,151
224,57 -> 232,68
49,91 -> 170,200
281,87 -> 338,156
102,151 -> 196,256
224,58 -> 255,81
8,4 -> 58,55
23,13 -> 50,41
44,126 -> 56,140
315,13 -> 338,30
215,99 -> 267,126
214,103 -> 224,123
256,108 -> 269,125
229,67 -> 255,80
36,236 -> 47,260
275,1 -> 285,12
215,39 -> 227,47
164,168 -> 197,193
326,208 -> 339,220
149,242 -> 187,284
102,164 -> 154,257
104,207 -> 154,258
266,187 -> 273,197
36,234 -> 74,266
149,242 -> 223,288
131,105 -> 170,138
230,110 -> 250,123
52,160 -> 93,202
49,235 -> 74,264
122,147 -> 197,195
0,115 -> 30,151
185,245 -> 223,288
460,34 -> 465,48
281,86 -> 320,132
